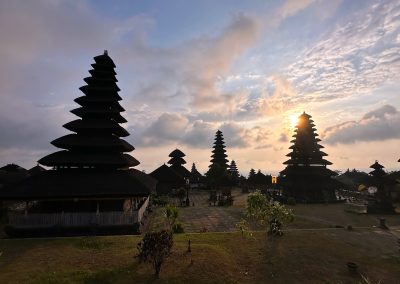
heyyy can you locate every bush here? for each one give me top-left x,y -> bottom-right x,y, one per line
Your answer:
245,191 -> 294,237
172,222 -> 184,234
136,230 -> 173,278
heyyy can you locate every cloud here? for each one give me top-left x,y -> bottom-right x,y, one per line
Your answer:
276,0 -> 318,19
278,133 -> 288,142
135,113 -> 189,146
322,104 -> 400,144
284,0 -> 400,103
133,113 -> 272,149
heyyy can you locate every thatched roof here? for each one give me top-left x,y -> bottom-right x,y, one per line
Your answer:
51,134 -> 134,152
39,151 -> 139,168
170,165 -> 191,178
28,165 -> 46,176
0,164 -> 27,172
63,119 -> 129,137
150,164 -> 185,184
169,149 -> 185,158
0,169 -> 155,200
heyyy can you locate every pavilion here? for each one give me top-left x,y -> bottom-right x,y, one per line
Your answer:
0,51 -> 156,237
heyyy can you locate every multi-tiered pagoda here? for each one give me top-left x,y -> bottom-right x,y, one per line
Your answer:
206,130 -> 231,189
209,130 -> 229,169
280,112 -> 339,203
228,160 -> 239,179
150,149 -> 191,194
1,51 -> 155,236
167,149 -> 191,178
367,161 -> 395,214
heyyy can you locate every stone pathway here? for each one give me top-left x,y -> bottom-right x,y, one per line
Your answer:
144,190 -> 247,233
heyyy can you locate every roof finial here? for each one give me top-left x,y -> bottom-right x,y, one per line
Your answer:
104,50 -> 108,55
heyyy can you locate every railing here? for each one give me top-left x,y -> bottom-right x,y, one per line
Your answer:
8,197 -> 150,228
137,197 -> 149,223
9,211 -> 139,228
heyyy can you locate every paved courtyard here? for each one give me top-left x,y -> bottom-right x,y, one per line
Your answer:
144,189 -> 248,233
143,189 -> 400,234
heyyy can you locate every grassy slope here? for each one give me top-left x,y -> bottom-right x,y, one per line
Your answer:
0,230 -> 399,284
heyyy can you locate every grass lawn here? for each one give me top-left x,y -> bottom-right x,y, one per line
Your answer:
0,229 -> 399,283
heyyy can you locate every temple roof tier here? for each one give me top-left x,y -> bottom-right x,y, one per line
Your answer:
70,107 -> 127,123
169,149 -> 186,158
63,119 -> 129,137
39,151 -> 139,168
51,134 -> 134,152
167,156 -> 186,165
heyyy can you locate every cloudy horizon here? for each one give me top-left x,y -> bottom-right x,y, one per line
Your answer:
0,0 -> 399,176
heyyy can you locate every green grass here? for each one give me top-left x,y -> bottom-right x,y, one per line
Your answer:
0,229 -> 399,283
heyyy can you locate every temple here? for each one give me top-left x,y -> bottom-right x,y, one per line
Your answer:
279,112 -> 339,203
190,163 -> 205,188
367,161 -> 395,214
0,51 -> 155,237
150,149 -> 191,194
205,130 -> 232,189
209,130 -> 229,170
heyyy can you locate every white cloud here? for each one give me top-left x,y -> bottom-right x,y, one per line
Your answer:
284,0 -> 400,103
322,104 -> 400,144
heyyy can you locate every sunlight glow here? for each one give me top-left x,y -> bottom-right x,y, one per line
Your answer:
289,114 -> 299,129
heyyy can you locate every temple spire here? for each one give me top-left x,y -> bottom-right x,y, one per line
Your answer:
209,130 -> 229,169
280,112 -> 338,203
39,51 -> 139,169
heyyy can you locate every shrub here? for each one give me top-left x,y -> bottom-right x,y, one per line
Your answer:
245,190 -> 294,237
136,230 -> 173,278
172,222 -> 184,234
164,204 -> 179,231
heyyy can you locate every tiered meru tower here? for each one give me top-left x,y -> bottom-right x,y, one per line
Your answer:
39,51 -> 139,169
167,149 -> 191,178
0,51 -> 156,237
280,112 -> 338,203
209,130 -> 229,169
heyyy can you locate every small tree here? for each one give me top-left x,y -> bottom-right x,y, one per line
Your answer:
136,230 -> 173,278
243,190 -> 294,237
164,204 -> 179,231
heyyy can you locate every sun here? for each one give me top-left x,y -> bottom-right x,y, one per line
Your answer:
289,114 -> 299,129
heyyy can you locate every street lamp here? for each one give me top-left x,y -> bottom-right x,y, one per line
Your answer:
185,178 -> 190,206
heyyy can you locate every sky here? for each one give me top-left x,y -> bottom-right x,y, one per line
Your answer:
0,0 -> 399,175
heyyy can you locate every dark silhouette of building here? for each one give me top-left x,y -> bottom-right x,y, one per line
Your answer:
209,130 -> 229,170
205,130 -> 231,189
150,164 -> 186,195
0,51 -> 155,236
150,149 -> 191,194
228,160 -> 239,179
279,112 -> 339,203
190,163 -> 204,188
367,161 -> 395,214
167,149 -> 191,179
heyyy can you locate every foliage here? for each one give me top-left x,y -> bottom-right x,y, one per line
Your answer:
245,191 -> 294,237
164,204 -> 179,231
172,222 -> 184,234
235,219 -> 253,238
136,230 -> 173,278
